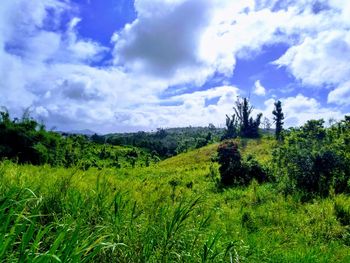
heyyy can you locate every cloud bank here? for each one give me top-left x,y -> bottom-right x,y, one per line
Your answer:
0,0 -> 349,132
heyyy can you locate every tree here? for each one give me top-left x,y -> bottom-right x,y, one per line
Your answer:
208,123 -> 216,130
233,97 -> 251,136
233,97 -> 262,138
221,114 -> 238,140
272,100 -> 284,140
262,117 -> 271,130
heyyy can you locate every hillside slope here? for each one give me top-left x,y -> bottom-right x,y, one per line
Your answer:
0,138 -> 349,262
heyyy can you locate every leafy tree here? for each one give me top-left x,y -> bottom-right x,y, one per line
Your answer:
233,97 -> 251,136
272,100 -> 284,140
302,119 -> 325,140
91,133 -> 105,144
205,132 -> 212,143
208,123 -> 216,130
0,109 -> 153,169
195,138 -> 207,149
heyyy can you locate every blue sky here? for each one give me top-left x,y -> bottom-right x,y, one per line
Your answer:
0,0 -> 350,133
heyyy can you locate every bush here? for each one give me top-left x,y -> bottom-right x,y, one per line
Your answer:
274,118 -> 350,196
217,141 -> 244,186
334,197 -> 350,226
243,155 -> 268,184
217,141 -> 267,186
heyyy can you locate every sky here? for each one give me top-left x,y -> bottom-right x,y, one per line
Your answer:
1,0 -> 350,133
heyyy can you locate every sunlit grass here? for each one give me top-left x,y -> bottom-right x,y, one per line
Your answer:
0,137 -> 349,262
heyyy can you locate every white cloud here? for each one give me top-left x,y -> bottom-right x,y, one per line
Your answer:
328,81 -> 350,106
272,1 -> 350,106
275,30 -> 350,87
112,0 -> 291,85
262,94 -> 344,127
113,0 -> 214,79
253,80 -> 266,96
0,0 -> 109,126
118,85 -> 240,129
63,17 -> 108,62
0,0 -> 350,132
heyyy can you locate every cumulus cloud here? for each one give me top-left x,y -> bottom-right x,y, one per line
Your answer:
262,94 -> 344,127
273,1 -> 350,106
112,0 -> 290,85
253,80 -> 266,96
328,81 -> 350,106
0,0 -> 109,128
113,0 -> 214,77
275,30 -> 350,87
1,0 -> 350,132
117,85 -> 240,129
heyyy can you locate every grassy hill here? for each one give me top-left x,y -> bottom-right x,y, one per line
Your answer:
1,137 -> 349,262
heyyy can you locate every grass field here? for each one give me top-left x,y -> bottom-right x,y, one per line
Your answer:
0,138 -> 349,262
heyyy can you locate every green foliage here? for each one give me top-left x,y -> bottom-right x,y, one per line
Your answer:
222,114 -> 239,140
217,141 -> 268,186
273,118 -> 350,197
222,97 -> 263,140
2,106 -> 350,262
272,100 -> 284,140
334,196 -> 350,226
243,155 -> 268,184
234,97 -> 262,138
241,211 -> 257,232
0,110 -> 153,169
1,151 -> 349,262
106,126 -> 224,158
217,141 -> 244,185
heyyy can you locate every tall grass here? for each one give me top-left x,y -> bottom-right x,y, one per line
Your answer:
0,138 -> 349,262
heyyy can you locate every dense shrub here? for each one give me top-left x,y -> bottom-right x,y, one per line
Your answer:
243,155 -> 268,184
274,118 -> 350,196
217,141 -> 267,186
217,141 -> 244,185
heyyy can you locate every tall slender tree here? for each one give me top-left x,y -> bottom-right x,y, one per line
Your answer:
272,100 -> 284,140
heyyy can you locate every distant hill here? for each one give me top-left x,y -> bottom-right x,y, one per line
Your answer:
103,126 -> 225,158
60,129 -> 97,136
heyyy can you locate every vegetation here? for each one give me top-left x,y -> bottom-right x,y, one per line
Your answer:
0,110 -> 155,169
0,103 -> 350,262
104,126 -> 224,158
0,137 -> 349,262
222,97 -> 262,140
273,118 -> 350,198
272,100 -> 284,141
217,141 -> 267,186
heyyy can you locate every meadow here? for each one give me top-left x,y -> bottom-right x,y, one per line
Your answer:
1,138 -> 349,262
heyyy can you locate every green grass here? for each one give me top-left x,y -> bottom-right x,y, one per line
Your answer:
0,138 -> 349,262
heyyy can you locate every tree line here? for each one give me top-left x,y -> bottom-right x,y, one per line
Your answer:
0,109 -> 154,169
